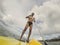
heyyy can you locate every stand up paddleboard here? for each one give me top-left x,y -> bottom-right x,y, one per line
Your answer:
0,36 -> 42,45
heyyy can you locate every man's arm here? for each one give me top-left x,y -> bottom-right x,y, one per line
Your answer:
26,16 -> 29,18
26,15 -> 31,18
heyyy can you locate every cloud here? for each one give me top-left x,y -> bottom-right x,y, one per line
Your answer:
29,0 -> 60,36
0,0 -> 60,40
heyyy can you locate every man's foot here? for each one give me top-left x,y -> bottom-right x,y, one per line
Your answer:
19,39 -> 21,41
19,38 -> 22,41
26,39 -> 29,43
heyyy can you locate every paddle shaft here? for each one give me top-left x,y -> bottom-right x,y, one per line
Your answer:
34,23 -> 48,45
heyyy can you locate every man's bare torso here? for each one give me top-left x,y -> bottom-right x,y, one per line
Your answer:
27,15 -> 35,22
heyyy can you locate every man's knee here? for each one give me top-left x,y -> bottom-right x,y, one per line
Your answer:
24,27 -> 27,31
29,27 -> 32,30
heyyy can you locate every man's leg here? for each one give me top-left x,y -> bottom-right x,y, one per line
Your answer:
20,24 -> 28,40
27,25 -> 32,42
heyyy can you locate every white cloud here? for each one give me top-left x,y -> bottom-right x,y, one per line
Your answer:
0,0 -> 60,40
29,0 -> 60,36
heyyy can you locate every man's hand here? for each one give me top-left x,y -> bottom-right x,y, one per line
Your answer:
33,18 -> 35,22
26,16 -> 29,18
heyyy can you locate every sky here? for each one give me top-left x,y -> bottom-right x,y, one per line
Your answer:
0,0 -> 60,40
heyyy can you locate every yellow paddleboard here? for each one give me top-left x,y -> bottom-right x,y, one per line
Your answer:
0,36 -> 42,45
0,36 -> 21,45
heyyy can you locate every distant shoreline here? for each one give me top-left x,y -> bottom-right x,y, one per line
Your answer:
39,39 -> 60,42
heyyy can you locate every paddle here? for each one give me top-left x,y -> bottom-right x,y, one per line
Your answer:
34,22 -> 48,45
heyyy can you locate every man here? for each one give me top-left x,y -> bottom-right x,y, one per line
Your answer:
20,13 -> 35,42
